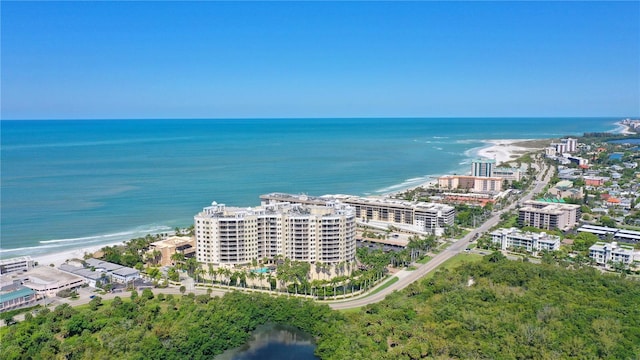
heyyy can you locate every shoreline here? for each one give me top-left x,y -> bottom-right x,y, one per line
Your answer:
390,138 -> 548,195
476,139 -> 545,166
615,120 -> 636,135
30,241 -> 127,268
4,127 -> 618,265
5,137 -> 551,266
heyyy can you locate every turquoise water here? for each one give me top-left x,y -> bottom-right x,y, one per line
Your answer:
251,268 -> 271,274
0,118 -> 618,257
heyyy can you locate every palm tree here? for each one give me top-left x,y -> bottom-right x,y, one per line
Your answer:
145,249 -> 162,265
315,261 -> 323,279
217,268 -> 226,285
267,273 -> 274,291
170,252 -> 185,269
276,271 -> 287,293
247,271 -> 257,289
184,257 -> 199,278
208,263 -> 217,285
223,268 -> 231,286
257,273 -> 265,290
330,277 -> 338,298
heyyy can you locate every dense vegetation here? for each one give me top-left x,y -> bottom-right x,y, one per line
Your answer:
321,257 -> 640,359
3,258 -> 638,359
0,291 -> 343,360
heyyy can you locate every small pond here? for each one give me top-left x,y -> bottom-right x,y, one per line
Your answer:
215,323 -> 318,360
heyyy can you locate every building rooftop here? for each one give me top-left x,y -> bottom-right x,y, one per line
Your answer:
491,227 -> 560,241
58,264 -> 105,280
590,242 -> 634,254
111,267 -> 139,277
12,266 -> 84,285
84,258 -> 125,272
150,235 -> 194,249
0,286 -> 35,303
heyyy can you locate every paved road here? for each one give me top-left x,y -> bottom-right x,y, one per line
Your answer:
330,159 -> 551,310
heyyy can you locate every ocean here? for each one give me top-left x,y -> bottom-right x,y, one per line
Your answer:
0,118 -> 619,258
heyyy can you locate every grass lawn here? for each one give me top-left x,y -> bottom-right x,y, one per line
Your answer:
368,276 -> 399,296
498,214 -> 518,228
423,253 -> 484,280
416,255 -> 432,264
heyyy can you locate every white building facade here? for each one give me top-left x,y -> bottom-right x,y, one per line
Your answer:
589,242 -> 635,266
472,159 -> 496,177
195,201 -> 356,267
260,193 -> 456,236
490,228 -> 560,253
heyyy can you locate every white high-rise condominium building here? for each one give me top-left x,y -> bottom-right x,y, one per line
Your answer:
562,138 -> 577,153
194,201 -> 356,267
472,158 -> 496,177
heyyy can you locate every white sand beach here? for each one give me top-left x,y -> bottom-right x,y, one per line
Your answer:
401,138 -> 548,193
476,139 -> 539,166
31,241 -> 126,268
616,120 -> 636,135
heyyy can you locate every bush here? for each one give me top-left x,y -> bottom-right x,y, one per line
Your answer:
57,289 -> 73,298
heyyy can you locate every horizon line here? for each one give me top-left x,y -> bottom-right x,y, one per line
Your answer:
2,115 -> 638,121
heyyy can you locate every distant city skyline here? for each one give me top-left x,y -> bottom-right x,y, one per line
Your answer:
1,1 -> 638,120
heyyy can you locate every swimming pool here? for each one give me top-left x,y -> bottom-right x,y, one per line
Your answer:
251,267 -> 270,274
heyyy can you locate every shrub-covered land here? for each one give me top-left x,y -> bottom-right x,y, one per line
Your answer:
0,292 -> 343,360
320,257 -> 640,359
2,258 -> 638,359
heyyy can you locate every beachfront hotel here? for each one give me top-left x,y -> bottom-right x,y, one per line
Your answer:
260,193 -> 455,236
437,175 -> 504,193
194,200 -> 356,267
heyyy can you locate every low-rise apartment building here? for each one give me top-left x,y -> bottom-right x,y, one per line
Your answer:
518,200 -> 580,231
490,227 -> 560,253
0,256 -> 35,275
589,242 -> 635,266
492,167 -> 523,181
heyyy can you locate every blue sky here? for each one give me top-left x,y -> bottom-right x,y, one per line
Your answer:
1,1 -> 638,119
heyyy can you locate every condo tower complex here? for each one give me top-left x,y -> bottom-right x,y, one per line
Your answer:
194,200 -> 356,267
